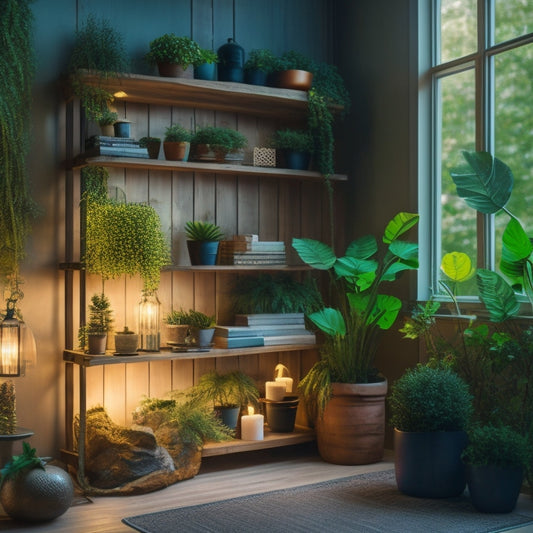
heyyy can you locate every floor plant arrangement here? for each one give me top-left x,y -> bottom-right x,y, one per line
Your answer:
292,211 -> 419,464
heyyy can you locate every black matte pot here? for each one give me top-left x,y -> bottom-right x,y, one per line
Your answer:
263,396 -> 299,432
394,428 -> 467,498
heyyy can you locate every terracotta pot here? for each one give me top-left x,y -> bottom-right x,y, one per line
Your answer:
157,62 -> 193,78
275,69 -> 313,91
316,380 -> 387,465
163,141 -> 190,161
99,124 -> 114,137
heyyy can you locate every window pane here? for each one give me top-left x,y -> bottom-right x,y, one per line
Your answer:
493,43 -> 533,271
494,0 -> 533,44
440,0 -> 477,63
439,69 -> 477,295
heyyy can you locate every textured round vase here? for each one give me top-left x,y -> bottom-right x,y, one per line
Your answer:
0,465 -> 74,522
316,380 -> 387,465
394,428 -> 467,498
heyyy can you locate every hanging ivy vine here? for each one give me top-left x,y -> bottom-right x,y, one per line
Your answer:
0,0 -> 37,283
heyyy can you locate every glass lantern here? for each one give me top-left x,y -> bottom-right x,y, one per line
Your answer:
138,291 -> 161,352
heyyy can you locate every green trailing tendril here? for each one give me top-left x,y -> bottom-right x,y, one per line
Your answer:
0,0 -> 37,282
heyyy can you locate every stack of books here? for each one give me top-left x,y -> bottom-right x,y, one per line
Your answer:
231,313 -> 316,346
85,136 -> 149,158
218,234 -> 287,266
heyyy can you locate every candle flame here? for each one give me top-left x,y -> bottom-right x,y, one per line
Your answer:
248,406 -> 254,416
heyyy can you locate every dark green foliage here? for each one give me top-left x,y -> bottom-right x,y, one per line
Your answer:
145,34 -> 202,68
190,371 -> 260,409
271,129 -> 314,153
0,442 -> 44,486
191,127 -> 247,153
134,394 -> 234,448
139,137 -> 161,147
244,49 -> 277,72
462,424 -> 531,469
231,274 -> 323,315
164,309 -> 190,325
78,293 -> 113,348
164,124 -> 192,143
277,50 -> 316,72
0,0 -> 37,281
186,310 -> 215,329
389,365 -> 473,432
184,220 -> 224,241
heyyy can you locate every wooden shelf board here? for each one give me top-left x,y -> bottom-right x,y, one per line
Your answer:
59,262 -> 310,272
202,426 -> 315,457
72,71 -> 342,120
64,344 -> 319,367
73,156 -> 347,182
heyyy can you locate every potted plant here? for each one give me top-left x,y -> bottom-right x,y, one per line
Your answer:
163,124 -> 192,161
68,14 -> 130,124
292,211 -> 419,465
0,442 -> 74,522
194,48 -> 218,81
186,309 -> 216,348
274,50 -> 315,90
139,136 -> 161,159
189,370 -> 260,430
244,48 -> 277,86
145,33 -> 202,78
79,293 -> 114,355
271,128 -> 314,170
462,424 -> 530,513
83,166 -> 170,292
163,309 -> 190,346
389,364 -> 473,498
113,326 -> 138,355
97,108 -> 118,136
184,220 -> 224,266
191,126 -> 247,163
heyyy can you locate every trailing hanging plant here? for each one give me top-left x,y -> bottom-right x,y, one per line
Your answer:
68,14 -> 130,123
0,0 -> 37,284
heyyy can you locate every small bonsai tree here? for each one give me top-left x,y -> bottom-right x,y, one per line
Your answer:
78,293 -> 114,349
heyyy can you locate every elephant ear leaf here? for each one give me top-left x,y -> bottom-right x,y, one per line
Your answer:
292,238 -> 336,270
308,307 -> 346,336
383,212 -> 419,244
476,269 -> 519,322
450,151 -> 513,214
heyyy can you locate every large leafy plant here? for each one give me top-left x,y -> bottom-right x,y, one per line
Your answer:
450,150 -> 532,321
293,212 -> 419,413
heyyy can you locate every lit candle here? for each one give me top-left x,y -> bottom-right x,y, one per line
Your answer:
241,406 -> 264,440
275,376 -> 293,393
265,381 -> 286,401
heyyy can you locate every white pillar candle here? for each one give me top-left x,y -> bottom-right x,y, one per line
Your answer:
265,381 -> 286,401
241,406 -> 264,440
275,376 -> 294,393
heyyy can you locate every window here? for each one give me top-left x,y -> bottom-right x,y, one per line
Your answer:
419,0 -> 533,301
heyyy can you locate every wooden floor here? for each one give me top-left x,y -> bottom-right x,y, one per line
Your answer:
1,443 -> 532,533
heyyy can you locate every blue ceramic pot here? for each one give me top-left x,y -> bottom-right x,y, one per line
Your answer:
195,63 -> 217,81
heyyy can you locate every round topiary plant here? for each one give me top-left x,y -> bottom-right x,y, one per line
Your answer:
389,364 -> 473,432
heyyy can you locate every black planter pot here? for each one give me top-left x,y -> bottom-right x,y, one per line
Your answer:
466,464 -> 524,513
244,69 -> 268,86
263,396 -> 299,432
284,150 -> 311,171
214,405 -> 240,430
187,240 -> 219,265
394,428 -> 468,498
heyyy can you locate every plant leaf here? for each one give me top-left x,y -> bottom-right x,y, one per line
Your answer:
382,212 -> 419,244
345,235 -> 377,259
450,151 -> 513,214
308,307 -> 345,336
441,251 -> 475,282
476,269 -> 519,322
292,238 -> 336,270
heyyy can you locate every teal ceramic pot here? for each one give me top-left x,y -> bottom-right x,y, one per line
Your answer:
195,63 -> 217,81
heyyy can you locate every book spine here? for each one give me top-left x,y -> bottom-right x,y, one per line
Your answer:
214,336 -> 265,348
263,334 -> 316,346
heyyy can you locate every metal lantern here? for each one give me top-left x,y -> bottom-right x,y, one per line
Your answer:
138,291 -> 161,352
0,308 -> 36,377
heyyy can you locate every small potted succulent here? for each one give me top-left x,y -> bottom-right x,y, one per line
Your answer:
97,108 -> 118,136
271,128 -> 314,170
186,309 -> 217,348
114,326 -> 139,355
194,48 -> 218,81
184,220 -> 224,266
145,33 -> 203,78
139,136 -> 161,159
163,309 -> 190,346
163,124 -> 192,161
190,126 -> 247,163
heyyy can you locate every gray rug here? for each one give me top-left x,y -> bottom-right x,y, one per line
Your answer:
122,469 -> 533,533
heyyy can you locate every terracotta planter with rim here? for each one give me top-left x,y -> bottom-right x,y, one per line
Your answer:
275,69 -> 313,91
316,380 -> 387,465
163,141 -> 190,161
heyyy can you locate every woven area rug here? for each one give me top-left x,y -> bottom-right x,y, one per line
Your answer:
122,469 -> 533,533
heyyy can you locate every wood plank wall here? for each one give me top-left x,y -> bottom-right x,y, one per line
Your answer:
65,0 -> 346,429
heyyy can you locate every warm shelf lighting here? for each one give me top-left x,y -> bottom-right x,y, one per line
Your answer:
0,308 -> 36,377
138,291 -> 161,352
113,91 -> 128,98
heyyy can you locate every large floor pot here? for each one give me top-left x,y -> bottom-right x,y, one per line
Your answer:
466,464 -> 524,513
316,380 -> 387,465
394,428 -> 467,498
